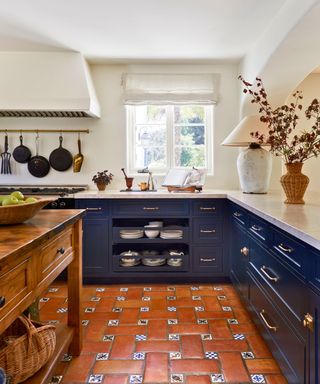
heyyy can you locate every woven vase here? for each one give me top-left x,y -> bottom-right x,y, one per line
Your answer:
280,163 -> 309,204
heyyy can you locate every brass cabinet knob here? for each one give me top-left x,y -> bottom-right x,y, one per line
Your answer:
303,313 -> 314,332
240,247 -> 249,256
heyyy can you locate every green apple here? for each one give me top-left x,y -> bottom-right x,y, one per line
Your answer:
2,196 -> 19,206
0,195 -> 8,206
24,197 -> 38,204
11,191 -> 24,200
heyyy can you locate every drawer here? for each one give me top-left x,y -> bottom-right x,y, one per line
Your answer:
112,200 -> 189,217
248,215 -> 271,243
192,246 -> 223,274
248,271 -> 306,384
230,204 -> 248,227
249,241 -> 306,329
309,249 -> 320,292
0,256 -> 33,319
40,228 -> 73,281
193,218 -> 223,244
192,199 -> 224,217
76,199 -> 109,218
271,229 -> 306,276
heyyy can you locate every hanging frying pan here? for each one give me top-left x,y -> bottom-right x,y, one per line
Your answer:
49,135 -> 73,171
28,134 -> 50,178
13,134 -> 32,163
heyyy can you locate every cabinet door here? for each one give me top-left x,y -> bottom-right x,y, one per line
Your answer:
307,288 -> 319,384
230,221 -> 249,299
82,219 -> 109,278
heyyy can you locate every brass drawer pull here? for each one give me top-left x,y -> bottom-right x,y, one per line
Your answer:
200,258 -> 216,262
251,225 -> 262,231
278,244 -> 293,253
57,247 -> 65,255
259,309 -> 277,331
233,212 -> 242,217
303,313 -> 314,332
0,296 -> 5,308
200,207 -> 216,211
200,229 -> 216,233
240,247 -> 249,256
260,265 -> 279,282
143,207 -> 159,211
86,207 -> 102,211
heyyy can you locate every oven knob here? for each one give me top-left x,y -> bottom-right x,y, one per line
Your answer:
59,201 -> 66,208
51,202 -> 58,208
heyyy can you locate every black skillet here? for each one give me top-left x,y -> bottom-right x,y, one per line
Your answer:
49,135 -> 73,171
12,134 -> 31,163
28,135 -> 50,178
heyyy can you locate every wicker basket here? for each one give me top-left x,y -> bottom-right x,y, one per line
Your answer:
0,316 -> 56,384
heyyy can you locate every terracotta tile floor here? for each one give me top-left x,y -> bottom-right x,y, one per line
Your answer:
41,282 -> 288,384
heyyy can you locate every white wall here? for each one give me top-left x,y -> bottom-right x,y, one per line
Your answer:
0,63 -> 241,190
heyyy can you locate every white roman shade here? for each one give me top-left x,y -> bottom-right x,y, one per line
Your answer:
122,73 -> 220,105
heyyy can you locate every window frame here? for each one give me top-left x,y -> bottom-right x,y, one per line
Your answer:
126,104 -> 214,175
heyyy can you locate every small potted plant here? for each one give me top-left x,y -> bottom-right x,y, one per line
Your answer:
92,170 -> 114,191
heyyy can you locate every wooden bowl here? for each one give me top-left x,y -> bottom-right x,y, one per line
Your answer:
0,197 -> 55,225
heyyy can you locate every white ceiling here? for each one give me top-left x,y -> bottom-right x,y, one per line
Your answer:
0,0 -> 287,63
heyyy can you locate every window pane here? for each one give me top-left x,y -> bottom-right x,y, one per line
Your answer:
174,125 -> 205,146
174,146 -> 206,167
136,105 -> 166,124
135,125 -> 166,147
135,146 -> 166,169
174,105 -> 204,124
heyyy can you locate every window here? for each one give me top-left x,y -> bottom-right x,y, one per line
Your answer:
126,104 -> 213,174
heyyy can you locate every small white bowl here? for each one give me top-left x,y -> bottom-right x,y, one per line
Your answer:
148,221 -> 163,227
145,229 -> 160,238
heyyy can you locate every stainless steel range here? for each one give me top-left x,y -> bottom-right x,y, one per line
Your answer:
0,185 -> 88,209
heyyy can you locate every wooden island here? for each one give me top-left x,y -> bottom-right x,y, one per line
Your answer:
0,209 -> 85,383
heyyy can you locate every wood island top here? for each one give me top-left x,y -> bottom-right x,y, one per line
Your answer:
0,209 -> 85,261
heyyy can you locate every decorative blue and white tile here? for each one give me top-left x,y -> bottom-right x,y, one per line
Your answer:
116,296 -> 126,301
88,374 -> 104,383
233,333 -> 245,340
48,287 -> 59,293
169,351 -> 182,360
197,319 -> 208,324
205,351 -> 218,359
192,296 -> 201,300
241,351 -> 255,359
135,334 -> 147,341
142,296 -> 151,301
168,319 -> 178,325
102,335 -> 114,341
140,307 -> 149,312
191,286 -> 199,291
138,319 -> 148,325
129,374 -> 143,383
167,296 -> 176,300
62,353 -> 72,362
112,307 -> 122,313
170,373 -> 184,383
167,287 -> 176,291
201,334 -> 213,340
133,352 -> 145,360
213,287 -> 223,291
57,307 -> 68,313
120,287 -> 128,292
169,334 -> 180,340
96,287 -> 105,292
167,306 -> 177,312
49,375 -> 63,384
195,306 -> 205,312
48,320 -> 60,325
107,320 -> 119,326
84,307 -> 95,313
144,287 -> 152,291
250,374 -> 265,383
82,319 -> 89,326
90,296 -> 101,302
96,353 -> 109,361
39,297 -> 50,303
227,319 -> 238,325
217,295 -> 226,300
210,373 -> 225,383
222,306 -> 232,312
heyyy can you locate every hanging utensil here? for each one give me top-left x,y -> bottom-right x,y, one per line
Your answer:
12,133 -> 32,163
28,133 -> 50,178
1,132 -> 12,174
49,134 -> 73,171
121,168 -> 128,178
73,133 -> 84,173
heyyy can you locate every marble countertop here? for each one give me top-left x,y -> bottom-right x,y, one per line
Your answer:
75,188 -> 320,251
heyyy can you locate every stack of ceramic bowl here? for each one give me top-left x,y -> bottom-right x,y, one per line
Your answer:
120,229 -> 144,239
160,228 -> 183,239
142,258 -> 166,267
119,250 -> 140,267
144,225 -> 160,239
167,258 -> 183,267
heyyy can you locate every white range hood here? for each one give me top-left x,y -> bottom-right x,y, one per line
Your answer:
0,52 -> 100,118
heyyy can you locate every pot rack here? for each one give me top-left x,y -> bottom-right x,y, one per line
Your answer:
0,129 -> 89,134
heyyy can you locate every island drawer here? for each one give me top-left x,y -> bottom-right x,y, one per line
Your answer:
192,246 -> 223,274
112,200 -> 189,217
76,199 -> 109,218
192,218 -> 223,244
192,199 -> 224,217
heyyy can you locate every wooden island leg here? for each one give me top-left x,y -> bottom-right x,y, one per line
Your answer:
67,218 -> 83,355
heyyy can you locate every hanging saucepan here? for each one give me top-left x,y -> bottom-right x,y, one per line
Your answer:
28,134 -> 50,178
49,134 -> 73,171
13,134 -> 32,163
